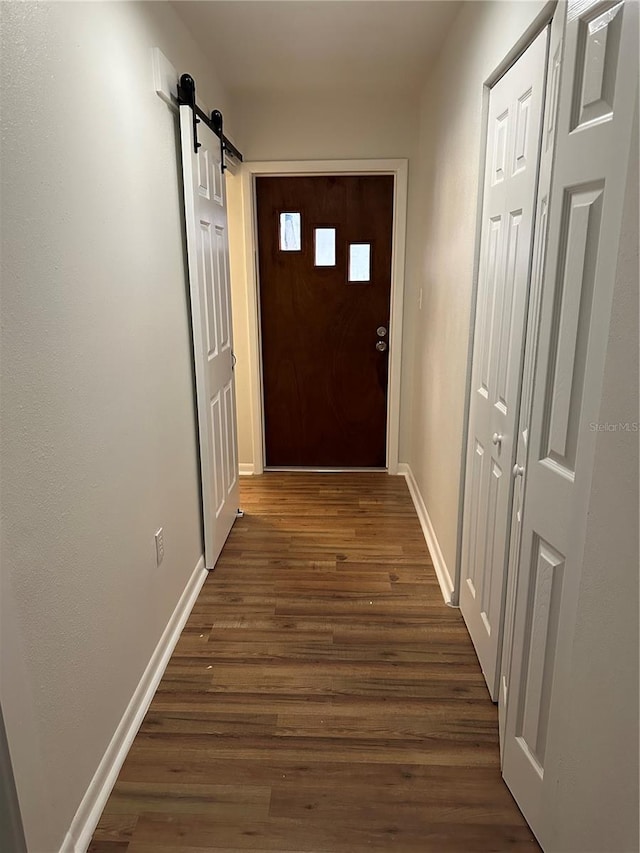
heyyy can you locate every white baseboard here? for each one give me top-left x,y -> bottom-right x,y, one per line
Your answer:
60,555 -> 208,853
239,463 -> 254,476
397,463 -> 456,605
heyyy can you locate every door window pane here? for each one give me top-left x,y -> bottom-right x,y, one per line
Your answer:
280,212 -> 301,251
348,243 -> 371,282
314,228 -> 336,266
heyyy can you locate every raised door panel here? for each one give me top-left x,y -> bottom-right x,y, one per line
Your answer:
463,439 -> 487,601
201,221 -> 219,359
223,379 -> 238,498
477,216 -> 504,401
515,536 -> 564,775
541,184 -> 604,476
570,1 -> 624,131
479,459 -> 503,635
493,110 -> 510,185
494,210 -> 522,416
210,390 -> 225,519
513,88 -> 533,176
214,224 -> 231,354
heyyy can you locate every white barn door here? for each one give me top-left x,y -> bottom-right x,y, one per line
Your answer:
502,0 -> 638,836
180,107 -> 240,569
460,29 -> 548,700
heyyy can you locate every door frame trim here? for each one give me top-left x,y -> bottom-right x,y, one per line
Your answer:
239,159 -> 408,475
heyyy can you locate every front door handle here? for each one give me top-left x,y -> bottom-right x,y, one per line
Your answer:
376,340 -> 388,352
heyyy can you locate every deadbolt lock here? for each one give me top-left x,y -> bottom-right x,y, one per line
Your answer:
377,326 -> 387,337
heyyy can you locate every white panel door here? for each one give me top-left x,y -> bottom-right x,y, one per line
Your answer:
502,0 -> 638,837
499,9 -> 565,754
460,29 -> 549,700
180,107 -> 240,569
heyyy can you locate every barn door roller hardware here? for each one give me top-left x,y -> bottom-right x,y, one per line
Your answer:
177,73 -> 243,170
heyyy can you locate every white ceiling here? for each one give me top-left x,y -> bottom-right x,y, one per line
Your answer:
171,1 -> 462,97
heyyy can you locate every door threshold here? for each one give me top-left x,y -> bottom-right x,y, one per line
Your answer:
264,467 -> 388,473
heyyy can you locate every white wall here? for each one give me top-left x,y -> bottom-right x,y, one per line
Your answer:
228,90 -> 419,467
0,3 -> 234,850
233,90 -> 419,163
226,170 -> 255,468
400,0 -> 547,588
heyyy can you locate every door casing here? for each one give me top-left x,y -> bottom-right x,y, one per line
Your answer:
239,159 -> 408,475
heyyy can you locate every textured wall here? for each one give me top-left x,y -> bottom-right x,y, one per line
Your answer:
232,89 -> 419,163
0,3 -> 232,850
226,171 -> 255,467
400,1 -> 547,582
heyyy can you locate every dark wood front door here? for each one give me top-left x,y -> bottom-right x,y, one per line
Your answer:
256,175 -> 394,468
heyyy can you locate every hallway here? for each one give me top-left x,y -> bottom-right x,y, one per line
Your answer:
90,473 -> 538,852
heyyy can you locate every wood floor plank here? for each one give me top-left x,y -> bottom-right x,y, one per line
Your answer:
267,785 -> 528,826
91,472 -> 538,851
126,813 -> 537,853
91,813 -> 138,843
87,842 -> 130,853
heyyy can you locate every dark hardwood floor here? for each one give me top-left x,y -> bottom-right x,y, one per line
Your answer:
90,473 -> 539,852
